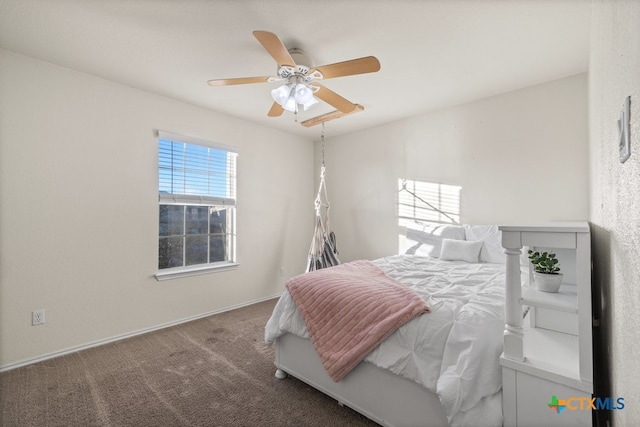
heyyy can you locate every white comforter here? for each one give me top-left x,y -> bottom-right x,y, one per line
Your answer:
265,254 -> 506,427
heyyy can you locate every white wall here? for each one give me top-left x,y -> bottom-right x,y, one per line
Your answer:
319,74 -> 589,262
0,50 -> 313,368
589,1 -> 640,425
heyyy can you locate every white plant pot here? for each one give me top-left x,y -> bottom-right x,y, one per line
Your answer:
534,272 -> 563,293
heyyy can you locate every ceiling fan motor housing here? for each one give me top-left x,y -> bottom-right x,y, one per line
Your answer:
288,48 -> 315,69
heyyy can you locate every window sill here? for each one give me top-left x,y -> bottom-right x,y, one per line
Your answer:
155,262 -> 239,281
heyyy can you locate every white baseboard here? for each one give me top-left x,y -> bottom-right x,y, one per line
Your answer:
0,294 -> 281,373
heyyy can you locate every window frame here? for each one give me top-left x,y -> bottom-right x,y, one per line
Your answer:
155,131 -> 238,281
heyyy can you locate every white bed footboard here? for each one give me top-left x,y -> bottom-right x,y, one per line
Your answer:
275,333 -> 448,427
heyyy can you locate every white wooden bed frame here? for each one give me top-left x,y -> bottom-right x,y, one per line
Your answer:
274,333 -> 449,427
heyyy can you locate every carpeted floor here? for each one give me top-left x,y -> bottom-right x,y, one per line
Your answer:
0,299 -> 379,427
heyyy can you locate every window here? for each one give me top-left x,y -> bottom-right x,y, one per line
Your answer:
156,131 -> 237,280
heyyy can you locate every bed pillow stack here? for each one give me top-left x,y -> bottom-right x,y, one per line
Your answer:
404,222 -> 508,264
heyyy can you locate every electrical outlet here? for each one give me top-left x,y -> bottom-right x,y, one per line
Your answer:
279,266 -> 285,276
32,309 -> 45,326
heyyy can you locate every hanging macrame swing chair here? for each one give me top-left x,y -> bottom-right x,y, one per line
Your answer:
306,126 -> 339,272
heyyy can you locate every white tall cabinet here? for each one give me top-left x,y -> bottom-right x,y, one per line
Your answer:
499,222 -> 592,427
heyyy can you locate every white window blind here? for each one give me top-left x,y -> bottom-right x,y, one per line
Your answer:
398,179 -> 461,225
158,131 -> 237,206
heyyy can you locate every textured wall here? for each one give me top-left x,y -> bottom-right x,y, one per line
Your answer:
589,0 -> 640,425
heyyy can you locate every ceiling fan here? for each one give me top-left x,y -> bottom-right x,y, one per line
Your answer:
207,31 -> 380,121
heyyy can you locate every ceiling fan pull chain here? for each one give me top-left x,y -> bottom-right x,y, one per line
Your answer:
321,122 -> 326,167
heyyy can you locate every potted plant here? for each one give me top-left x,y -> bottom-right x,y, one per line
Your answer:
528,249 -> 563,293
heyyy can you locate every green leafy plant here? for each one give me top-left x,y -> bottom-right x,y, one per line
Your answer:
528,250 -> 561,274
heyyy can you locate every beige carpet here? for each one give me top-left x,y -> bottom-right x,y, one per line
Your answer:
0,299 -> 379,426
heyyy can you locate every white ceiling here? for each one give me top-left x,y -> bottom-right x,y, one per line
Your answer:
0,0 -> 591,140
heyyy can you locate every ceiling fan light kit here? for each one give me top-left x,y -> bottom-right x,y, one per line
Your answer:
271,80 -> 319,113
207,30 -> 380,124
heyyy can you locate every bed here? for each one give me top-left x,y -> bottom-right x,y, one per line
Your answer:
265,224 -> 508,427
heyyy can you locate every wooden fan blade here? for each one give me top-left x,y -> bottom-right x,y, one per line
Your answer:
301,104 -> 364,127
311,56 -> 380,80
253,30 -> 296,67
207,76 -> 272,86
313,84 -> 357,113
267,102 -> 284,117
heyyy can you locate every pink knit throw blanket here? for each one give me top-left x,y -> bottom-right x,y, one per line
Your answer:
285,260 -> 431,382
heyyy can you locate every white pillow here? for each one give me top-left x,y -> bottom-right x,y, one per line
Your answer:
439,238 -> 483,263
463,224 -> 505,264
406,223 -> 465,257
